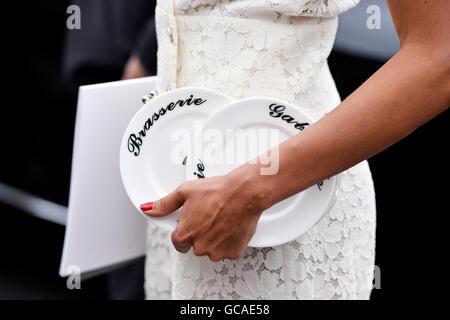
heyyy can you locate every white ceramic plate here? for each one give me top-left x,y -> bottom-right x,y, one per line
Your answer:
120,87 -> 233,229
185,97 -> 340,247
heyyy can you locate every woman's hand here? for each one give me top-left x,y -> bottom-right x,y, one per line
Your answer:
140,171 -> 267,261
121,55 -> 151,80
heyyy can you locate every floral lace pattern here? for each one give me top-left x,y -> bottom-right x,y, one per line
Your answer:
175,13 -> 341,120
175,0 -> 361,19
146,0 -> 376,300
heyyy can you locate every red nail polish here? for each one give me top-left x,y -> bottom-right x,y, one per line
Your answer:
140,202 -> 154,212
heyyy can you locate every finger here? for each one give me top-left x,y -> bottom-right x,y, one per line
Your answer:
170,205 -> 194,253
171,229 -> 192,254
211,221 -> 257,261
140,186 -> 185,217
213,239 -> 247,261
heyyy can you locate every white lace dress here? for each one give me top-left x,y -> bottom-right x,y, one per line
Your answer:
145,0 -> 376,300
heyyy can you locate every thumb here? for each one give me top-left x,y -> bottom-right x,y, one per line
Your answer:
140,186 -> 185,217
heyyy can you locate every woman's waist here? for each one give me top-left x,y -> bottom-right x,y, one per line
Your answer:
173,14 -> 341,118
173,13 -> 339,57
175,57 -> 341,119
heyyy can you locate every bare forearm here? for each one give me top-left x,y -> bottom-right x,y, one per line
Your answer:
231,45 -> 449,209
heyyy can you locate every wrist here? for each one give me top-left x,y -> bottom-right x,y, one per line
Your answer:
226,163 -> 276,212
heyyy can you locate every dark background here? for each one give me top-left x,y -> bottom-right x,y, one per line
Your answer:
0,2 -> 446,299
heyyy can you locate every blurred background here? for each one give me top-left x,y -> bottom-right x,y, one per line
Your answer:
0,0 -> 446,299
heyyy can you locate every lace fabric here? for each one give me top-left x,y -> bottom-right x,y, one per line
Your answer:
175,0 -> 361,19
145,0 -> 376,300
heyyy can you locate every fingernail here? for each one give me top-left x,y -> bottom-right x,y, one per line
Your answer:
140,202 -> 154,213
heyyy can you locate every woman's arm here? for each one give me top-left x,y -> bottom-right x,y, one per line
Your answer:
142,0 -> 449,261
236,0 -> 450,209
